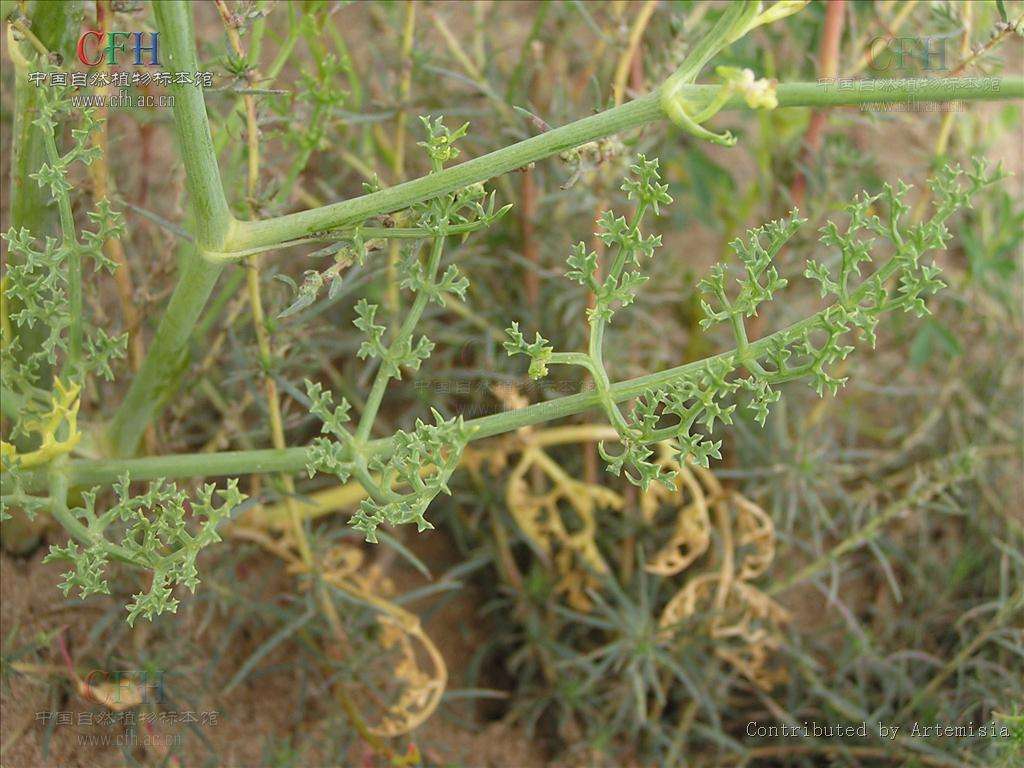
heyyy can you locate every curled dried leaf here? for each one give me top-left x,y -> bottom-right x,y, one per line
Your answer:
641,444 -> 712,577
657,461 -> 788,690
506,447 -> 622,609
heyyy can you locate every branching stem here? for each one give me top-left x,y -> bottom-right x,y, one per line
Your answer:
357,230 -> 443,441
16,243 -> 914,492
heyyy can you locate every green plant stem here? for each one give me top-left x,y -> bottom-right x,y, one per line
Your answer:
203,222 -> 493,262
46,462 -> 135,566
105,255 -> 222,457
356,232 -> 445,442
155,1 -> 234,250
38,126 -> 83,370
10,344 -> 742,488
19,247 -> 909,491
586,203 -> 649,435
226,76 -> 1024,254
104,1 -> 232,456
229,92 -> 657,251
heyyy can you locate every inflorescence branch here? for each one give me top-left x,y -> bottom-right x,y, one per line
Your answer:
504,157 -> 1004,492
301,117 -> 507,543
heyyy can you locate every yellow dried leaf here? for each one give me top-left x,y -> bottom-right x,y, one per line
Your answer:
642,444 -> 712,576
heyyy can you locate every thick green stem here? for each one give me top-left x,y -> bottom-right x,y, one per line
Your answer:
229,93 -> 662,252
104,1 -> 234,456
226,76 -> 1023,254
154,0 -> 234,250
105,255 -> 225,456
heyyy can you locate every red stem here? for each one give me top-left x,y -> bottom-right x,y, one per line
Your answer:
792,0 -> 846,207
